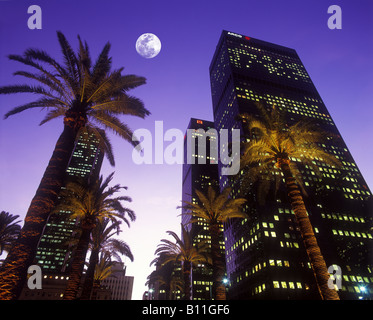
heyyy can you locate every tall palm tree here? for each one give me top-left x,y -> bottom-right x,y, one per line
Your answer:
57,172 -> 135,300
0,211 -> 21,257
0,32 -> 149,299
238,104 -> 341,300
80,218 -> 134,300
154,224 -> 210,300
180,186 -> 247,300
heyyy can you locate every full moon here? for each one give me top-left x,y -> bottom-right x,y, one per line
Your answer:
135,33 -> 161,59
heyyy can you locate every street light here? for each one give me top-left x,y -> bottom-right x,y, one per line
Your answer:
358,286 -> 367,300
148,288 -> 154,300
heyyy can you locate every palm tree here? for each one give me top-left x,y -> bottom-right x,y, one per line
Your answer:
57,172 -> 135,300
154,224 -> 210,300
238,104 -> 341,300
180,186 -> 246,300
0,32 -> 149,299
148,254 -> 183,300
90,252 -> 118,300
0,211 -> 21,257
80,218 -> 134,300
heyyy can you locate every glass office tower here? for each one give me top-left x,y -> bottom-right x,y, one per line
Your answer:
209,30 -> 373,299
35,131 -> 103,274
181,118 -> 222,299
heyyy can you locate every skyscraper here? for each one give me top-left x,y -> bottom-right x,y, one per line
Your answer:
35,131 -> 104,274
101,262 -> 134,300
209,30 -> 373,299
181,118 -> 223,299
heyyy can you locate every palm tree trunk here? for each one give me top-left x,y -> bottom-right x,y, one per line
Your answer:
0,111 -> 86,300
166,282 -> 171,300
209,223 -> 226,300
80,247 -> 100,300
183,261 -> 192,300
63,221 -> 93,300
90,279 -> 101,300
280,160 -> 339,300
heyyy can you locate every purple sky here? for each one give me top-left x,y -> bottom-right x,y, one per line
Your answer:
0,0 -> 372,299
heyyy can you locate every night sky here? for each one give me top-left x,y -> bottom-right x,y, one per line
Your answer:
0,0 -> 372,299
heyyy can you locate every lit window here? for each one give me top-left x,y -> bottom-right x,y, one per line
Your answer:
273,281 -> 280,288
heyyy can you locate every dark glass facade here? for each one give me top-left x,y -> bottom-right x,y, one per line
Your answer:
35,131 -> 103,274
181,118 -> 222,299
209,30 -> 373,299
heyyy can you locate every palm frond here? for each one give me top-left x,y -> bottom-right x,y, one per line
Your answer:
22,48 -> 66,76
91,95 -> 149,118
91,111 -> 135,145
4,98 -> 64,119
39,106 -> 68,125
120,74 -> 147,91
57,31 -> 79,90
91,42 -> 112,85
0,84 -> 68,106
